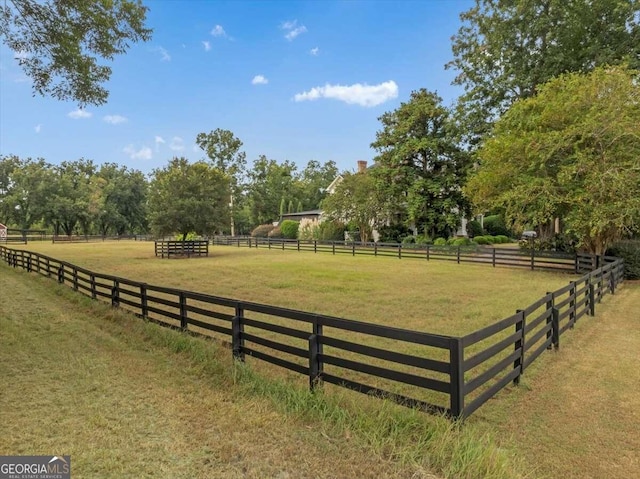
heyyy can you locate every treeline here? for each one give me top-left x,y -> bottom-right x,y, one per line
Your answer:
0,148 -> 338,237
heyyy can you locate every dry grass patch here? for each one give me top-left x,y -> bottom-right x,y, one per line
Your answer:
0,264 -> 527,479
22,241 -> 574,336
470,282 -> 640,479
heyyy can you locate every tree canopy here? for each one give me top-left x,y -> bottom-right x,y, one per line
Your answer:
466,66 -> 640,254
448,0 -> 640,140
371,89 -> 471,238
0,0 -> 152,106
321,171 -> 383,243
147,157 -> 230,239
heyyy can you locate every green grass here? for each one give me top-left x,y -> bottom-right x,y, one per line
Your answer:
21,241 -> 575,336
0,264 -> 527,479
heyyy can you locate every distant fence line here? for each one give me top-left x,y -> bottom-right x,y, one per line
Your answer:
212,236 -> 601,274
0,245 -> 624,418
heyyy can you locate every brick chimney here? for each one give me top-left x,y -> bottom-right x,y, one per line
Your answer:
357,160 -> 367,173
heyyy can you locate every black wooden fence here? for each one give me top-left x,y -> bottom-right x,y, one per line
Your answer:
212,236 -> 588,273
0,245 -> 624,418
154,240 -> 209,258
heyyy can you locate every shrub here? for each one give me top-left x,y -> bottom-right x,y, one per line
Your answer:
402,236 -> 416,244
446,237 -> 457,245
251,224 -> 275,237
474,235 -> 490,245
267,226 -> 282,238
484,235 -> 497,244
467,220 -> 484,238
452,237 -> 473,247
495,235 -> 510,244
298,218 -> 320,241
519,233 -> 578,252
483,215 -> 511,237
377,223 -> 412,243
433,237 -> 447,246
415,235 -> 432,245
317,221 -> 345,241
606,240 -> 640,280
280,220 -> 299,239
174,231 -> 198,240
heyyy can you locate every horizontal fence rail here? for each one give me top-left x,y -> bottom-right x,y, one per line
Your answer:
212,236 -> 586,273
0,245 -> 625,418
154,240 -> 209,258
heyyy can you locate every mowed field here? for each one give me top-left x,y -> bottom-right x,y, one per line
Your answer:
2,242 -> 638,478
0,265 -> 526,479
21,241 -> 575,336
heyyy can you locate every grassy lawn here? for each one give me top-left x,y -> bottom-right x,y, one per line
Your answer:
20,241 -> 575,336
473,281 -> 640,479
0,264 -> 525,479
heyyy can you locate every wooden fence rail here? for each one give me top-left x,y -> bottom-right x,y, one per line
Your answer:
0,245 -> 624,418
212,236 -> 594,273
154,240 -> 209,258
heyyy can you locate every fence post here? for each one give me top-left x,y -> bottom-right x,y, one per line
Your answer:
26,255 -> 32,273
545,293 -> 554,349
314,240 -> 317,253
111,279 -> 119,307
232,303 -> 245,361
352,241 -> 355,257
426,244 -> 430,261
398,243 -> 402,259
574,253 -> 579,274
530,247 -> 535,270
588,280 -> 596,316
58,265 -> 64,284
90,274 -> 96,299
492,248 -> 496,267
309,319 -> 323,391
551,307 -> 560,350
514,310 -> 525,385
268,237 -> 271,250
448,337 -> 464,418
73,267 -> 78,291
374,242 -> 378,257
457,245 -> 461,264
46,258 -> 51,277
179,292 -> 188,331
332,241 -> 335,255
140,284 -> 148,318
569,281 -> 576,329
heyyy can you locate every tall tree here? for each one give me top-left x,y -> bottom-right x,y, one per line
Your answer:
466,66 -> 640,255
322,171 -> 384,243
0,0 -> 152,106
148,157 -> 229,239
196,128 -> 246,235
246,155 -> 298,226
447,0 -> 640,141
0,156 -> 51,230
371,89 -> 471,239
94,163 -> 147,235
43,159 -> 96,236
298,160 -> 339,210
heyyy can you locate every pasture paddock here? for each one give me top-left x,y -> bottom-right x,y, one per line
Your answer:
4,242 -> 623,418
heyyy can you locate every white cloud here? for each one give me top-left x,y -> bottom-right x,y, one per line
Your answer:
154,136 -> 165,151
281,20 -> 307,41
34,124 -> 41,133
252,75 -> 268,85
202,41 -> 211,51
293,80 -> 399,107
157,46 -> 171,61
68,108 -> 92,119
310,47 -> 320,56
103,115 -> 128,125
211,25 -> 227,37
169,136 -> 185,151
123,145 -> 152,160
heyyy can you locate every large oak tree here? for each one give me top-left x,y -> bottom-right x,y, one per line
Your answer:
466,66 -> 640,254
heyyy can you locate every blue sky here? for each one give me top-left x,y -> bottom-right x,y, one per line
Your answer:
0,0 -> 473,175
